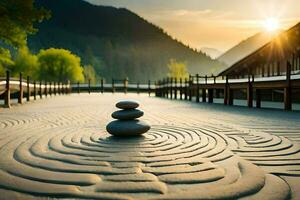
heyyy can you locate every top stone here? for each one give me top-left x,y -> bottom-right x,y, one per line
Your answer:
116,100 -> 139,109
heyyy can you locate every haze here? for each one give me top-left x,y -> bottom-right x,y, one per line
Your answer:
86,0 -> 300,52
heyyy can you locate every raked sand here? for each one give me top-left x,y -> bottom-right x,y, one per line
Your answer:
0,93 -> 299,200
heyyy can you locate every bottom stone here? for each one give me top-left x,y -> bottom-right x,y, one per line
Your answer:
106,120 -> 151,136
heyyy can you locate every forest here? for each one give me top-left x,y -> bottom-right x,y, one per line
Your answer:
0,0 -> 225,83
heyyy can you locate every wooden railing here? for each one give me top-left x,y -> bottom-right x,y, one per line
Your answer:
2,61 -> 300,111
155,64 -> 300,111
0,71 -> 71,108
72,78 -> 156,96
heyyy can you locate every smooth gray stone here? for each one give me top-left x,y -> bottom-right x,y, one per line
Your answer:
112,109 -> 144,120
116,100 -> 139,109
106,120 -> 150,136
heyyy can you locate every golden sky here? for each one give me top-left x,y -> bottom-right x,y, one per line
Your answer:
87,0 -> 300,52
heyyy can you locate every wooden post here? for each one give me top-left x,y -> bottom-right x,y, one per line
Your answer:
155,81 -> 158,97
160,79 -> 163,97
161,80 -> 163,97
53,82 -> 56,95
59,82 -> 62,95
137,82 -> 140,94
189,75 -> 192,101
26,76 -> 30,102
49,82 -> 52,96
284,61 -> 292,110
112,79 -> 115,93
174,79 -> 177,99
224,75 -> 228,105
170,77 -> 173,99
39,81 -> 42,99
34,81 -> 37,100
57,82 -> 60,95
247,75 -> 253,108
256,89 -> 261,108
67,80 -> 71,94
88,79 -> 91,94
228,89 -> 233,105
203,75 -> 208,102
208,89 -> 213,103
101,79 -> 104,94
148,80 -> 151,97
18,72 -> 23,104
124,78 -> 128,94
45,81 -> 48,97
164,78 -> 167,97
202,89 -> 206,102
165,78 -> 169,98
180,78 -> 183,100
184,78 -> 188,100
77,81 -> 80,94
196,74 -> 200,103
4,71 -> 11,108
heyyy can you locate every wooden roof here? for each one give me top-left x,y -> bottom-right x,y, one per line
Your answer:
219,22 -> 300,76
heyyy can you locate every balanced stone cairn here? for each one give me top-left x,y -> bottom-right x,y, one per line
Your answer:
106,100 -> 151,137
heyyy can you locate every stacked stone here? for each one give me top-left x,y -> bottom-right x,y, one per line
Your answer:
106,100 -> 151,137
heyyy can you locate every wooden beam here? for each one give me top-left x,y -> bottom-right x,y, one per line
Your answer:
196,74 -> 200,103
208,89 -> 213,103
202,89 -> 206,102
26,76 -> 30,102
4,71 -> 11,108
224,76 -> 228,105
18,73 -> 23,104
247,76 -> 253,108
256,89 -> 261,108
180,78 -> 183,100
284,61 -> 292,110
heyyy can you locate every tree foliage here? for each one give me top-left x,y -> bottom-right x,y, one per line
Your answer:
28,0 -> 226,82
12,47 -> 39,79
167,59 -> 189,80
37,48 -> 84,82
83,65 -> 97,84
0,47 -> 14,76
0,0 -> 50,48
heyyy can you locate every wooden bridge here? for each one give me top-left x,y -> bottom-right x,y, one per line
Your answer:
0,71 -> 71,108
155,64 -> 300,111
1,67 -> 300,111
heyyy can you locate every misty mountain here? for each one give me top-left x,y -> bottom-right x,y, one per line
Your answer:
200,47 -> 223,59
218,32 -> 278,67
28,0 -> 224,82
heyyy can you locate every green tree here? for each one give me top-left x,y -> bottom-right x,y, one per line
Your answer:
0,47 -> 14,76
0,0 -> 50,48
83,65 -> 97,84
167,59 -> 189,80
12,47 -> 39,79
37,48 -> 84,82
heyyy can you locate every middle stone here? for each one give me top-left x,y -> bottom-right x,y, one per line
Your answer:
112,109 -> 144,120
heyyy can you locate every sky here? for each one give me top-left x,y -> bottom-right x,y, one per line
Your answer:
86,0 -> 300,52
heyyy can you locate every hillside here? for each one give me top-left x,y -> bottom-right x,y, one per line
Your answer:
28,0 -> 224,82
218,32 -> 278,67
200,47 -> 223,59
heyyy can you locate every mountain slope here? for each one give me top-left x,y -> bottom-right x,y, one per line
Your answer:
218,32 -> 278,67
28,0 -> 224,82
200,47 -> 223,59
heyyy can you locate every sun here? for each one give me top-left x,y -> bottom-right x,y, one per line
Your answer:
263,18 -> 279,32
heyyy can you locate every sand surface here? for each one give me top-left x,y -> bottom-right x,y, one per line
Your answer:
0,93 -> 299,200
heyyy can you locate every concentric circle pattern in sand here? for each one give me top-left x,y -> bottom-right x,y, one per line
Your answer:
0,94 -> 299,200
